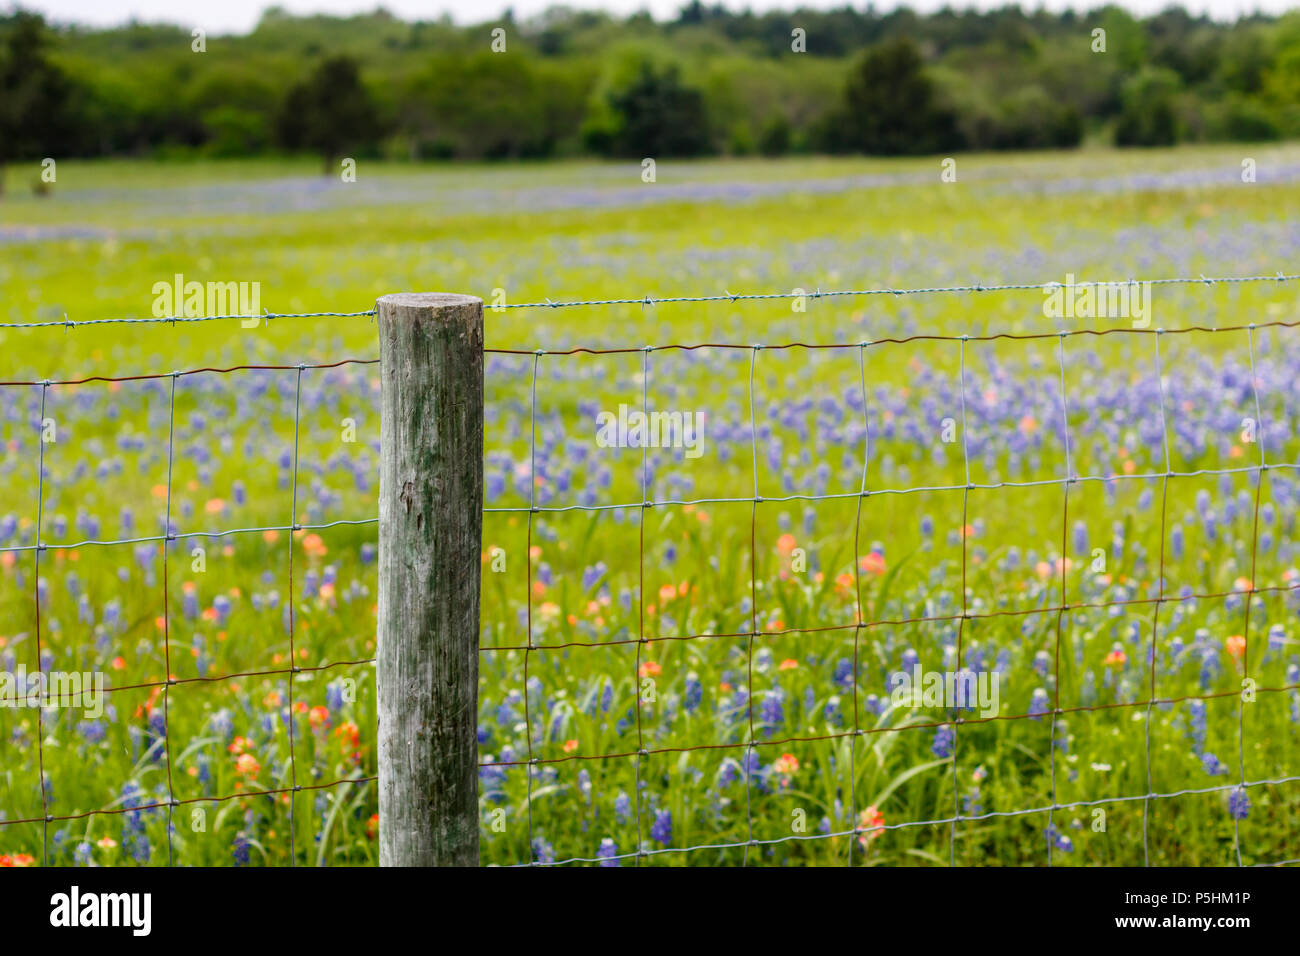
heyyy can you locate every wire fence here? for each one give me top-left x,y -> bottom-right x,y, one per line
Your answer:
1,358 -> 379,866
3,271 -> 1299,867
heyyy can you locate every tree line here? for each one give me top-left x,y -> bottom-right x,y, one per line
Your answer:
3,3 -> 1300,181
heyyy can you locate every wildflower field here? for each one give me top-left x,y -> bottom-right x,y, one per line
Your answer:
2,144 -> 1300,866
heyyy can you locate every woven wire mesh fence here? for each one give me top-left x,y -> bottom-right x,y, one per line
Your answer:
3,276 -> 1300,867
478,274 -> 1300,868
0,327 -> 381,866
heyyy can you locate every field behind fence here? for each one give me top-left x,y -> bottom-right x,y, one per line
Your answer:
2,149 -> 1300,866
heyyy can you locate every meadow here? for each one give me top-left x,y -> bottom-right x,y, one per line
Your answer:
1,143 -> 1299,866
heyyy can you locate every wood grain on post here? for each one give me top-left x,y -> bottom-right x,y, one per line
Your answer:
377,293 -> 483,866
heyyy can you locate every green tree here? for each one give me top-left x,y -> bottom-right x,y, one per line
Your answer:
398,53 -> 589,159
1115,68 -> 1182,146
588,61 -> 712,158
832,36 -> 963,155
0,12 -> 76,195
276,55 -> 384,172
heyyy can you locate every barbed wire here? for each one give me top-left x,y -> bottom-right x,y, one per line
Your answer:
489,271 -> 1300,311
0,270 -> 1295,330
0,309 -> 378,330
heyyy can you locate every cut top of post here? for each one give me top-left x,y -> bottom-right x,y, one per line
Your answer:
377,293 -> 482,310
376,293 -> 483,347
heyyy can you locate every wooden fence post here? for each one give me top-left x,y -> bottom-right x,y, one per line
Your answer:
376,292 -> 483,866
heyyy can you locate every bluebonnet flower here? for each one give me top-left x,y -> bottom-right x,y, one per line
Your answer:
233,833 -> 251,865
597,838 -> 619,867
1268,624 -> 1286,653
1029,687 -> 1050,718
931,725 -> 954,759
614,791 -> 632,821
145,710 -> 167,761
1033,650 -> 1051,677
581,562 -> 607,591
124,830 -> 151,863
531,837 -> 555,864
759,688 -> 785,735
717,758 -> 741,787
208,709 -> 235,740
1045,824 -> 1073,852
650,808 -> 672,844
326,680 -> 346,711
1228,787 -> 1251,820
1169,636 -> 1185,664
1202,753 -> 1226,776
683,672 -> 703,713
1188,699 -> 1207,753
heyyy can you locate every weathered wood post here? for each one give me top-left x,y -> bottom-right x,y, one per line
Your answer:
377,293 -> 483,866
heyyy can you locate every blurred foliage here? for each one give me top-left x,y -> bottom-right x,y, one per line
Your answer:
4,2 -> 1300,172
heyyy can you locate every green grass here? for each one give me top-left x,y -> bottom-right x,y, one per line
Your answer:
1,144 -> 1299,866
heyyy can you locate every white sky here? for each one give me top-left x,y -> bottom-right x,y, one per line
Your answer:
17,0 -> 1299,34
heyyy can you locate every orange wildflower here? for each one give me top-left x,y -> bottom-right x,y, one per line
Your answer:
235,753 -> 260,776
859,551 -> 886,575
858,806 -> 885,846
